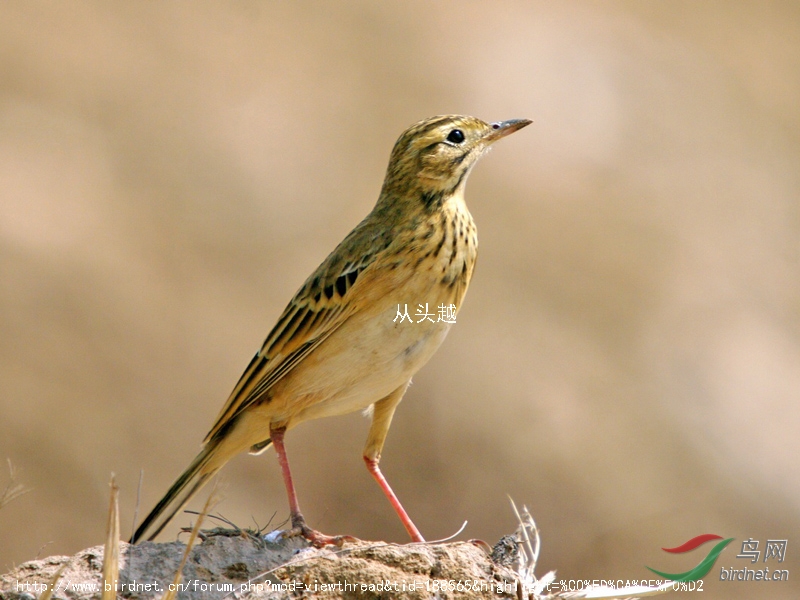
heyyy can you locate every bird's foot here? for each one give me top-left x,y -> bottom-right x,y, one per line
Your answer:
284,516 -> 354,548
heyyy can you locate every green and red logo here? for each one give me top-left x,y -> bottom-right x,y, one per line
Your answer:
647,534 -> 734,582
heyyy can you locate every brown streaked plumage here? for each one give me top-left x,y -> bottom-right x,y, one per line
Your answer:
131,115 -> 531,546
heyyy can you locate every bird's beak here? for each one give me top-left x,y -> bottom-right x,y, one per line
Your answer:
485,119 -> 532,143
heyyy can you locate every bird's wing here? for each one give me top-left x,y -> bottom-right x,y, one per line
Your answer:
203,243 -> 383,442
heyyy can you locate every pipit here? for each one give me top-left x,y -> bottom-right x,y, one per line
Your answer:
131,115 -> 530,546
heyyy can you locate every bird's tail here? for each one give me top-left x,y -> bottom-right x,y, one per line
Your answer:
130,439 -> 223,544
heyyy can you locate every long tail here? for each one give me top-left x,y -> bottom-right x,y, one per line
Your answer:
130,439 -> 223,543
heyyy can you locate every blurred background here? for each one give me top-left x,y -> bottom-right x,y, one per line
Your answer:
1,1 -> 798,597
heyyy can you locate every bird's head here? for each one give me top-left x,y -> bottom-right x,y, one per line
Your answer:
381,115 -> 531,208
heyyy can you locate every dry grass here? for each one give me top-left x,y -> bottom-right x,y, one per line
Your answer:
508,499 -> 676,599
35,564 -> 66,600
0,459 -> 31,509
101,475 -> 120,600
162,483 -> 221,600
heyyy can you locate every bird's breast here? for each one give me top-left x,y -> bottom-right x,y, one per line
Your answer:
273,198 -> 478,424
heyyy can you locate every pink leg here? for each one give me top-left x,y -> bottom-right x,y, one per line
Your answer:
364,456 -> 425,543
270,426 -> 349,547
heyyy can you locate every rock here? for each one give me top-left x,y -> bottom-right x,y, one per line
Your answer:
0,530 -> 521,600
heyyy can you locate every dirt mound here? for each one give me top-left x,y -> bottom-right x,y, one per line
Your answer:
1,531 -> 521,600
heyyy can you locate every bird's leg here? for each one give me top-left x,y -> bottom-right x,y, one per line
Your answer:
364,383 -> 425,543
364,457 -> 424,542
269,425 -> 348,547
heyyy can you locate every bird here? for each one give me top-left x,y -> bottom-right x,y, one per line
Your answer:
130,115 -> 531,546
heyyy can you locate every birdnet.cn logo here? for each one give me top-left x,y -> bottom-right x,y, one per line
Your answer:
646,534 -> 734,582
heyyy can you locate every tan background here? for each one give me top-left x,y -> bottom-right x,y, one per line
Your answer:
1,1 -> 798,598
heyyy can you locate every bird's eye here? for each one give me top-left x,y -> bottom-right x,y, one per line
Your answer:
446,129 -> 465,144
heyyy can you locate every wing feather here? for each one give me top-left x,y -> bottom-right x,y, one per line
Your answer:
203,239 -> 382,442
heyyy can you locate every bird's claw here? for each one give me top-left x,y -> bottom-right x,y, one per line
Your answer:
283,518 -> 354,548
